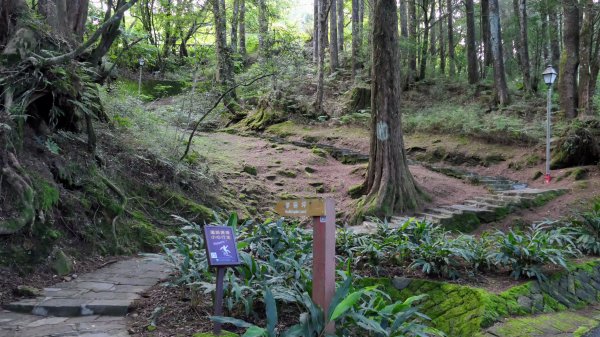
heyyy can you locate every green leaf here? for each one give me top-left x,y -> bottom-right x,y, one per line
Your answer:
264,287 -> 278,336
210,316 -> 254,328
330,290 -> 364,321
242,326 -> 268,337
228,212 -> 239,232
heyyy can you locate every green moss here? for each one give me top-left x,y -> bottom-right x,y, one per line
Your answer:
348,183 -> 364,199
572,167 -> 589,180
311,147 -> 329,158
242,165 -> 258,176
167,192 -> 214,222
277,170 -> 297,178
532,171 -> 544,181
35,180 -> 60,211
266,121 -> 296,138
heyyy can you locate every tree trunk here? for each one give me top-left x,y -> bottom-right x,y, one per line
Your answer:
408,0 -> 417,83
578,0 -> 593,115
540,2 -> 549,63
38,0 -> 89,42
419,0 -> 431,80
438,0 -> 445,75
548,3 -> 561,67
356,0 -> 421,221
239,0 -> 246,59
337,0 -> 344,52
352,0 -> 360,78
516,0 -> 532,92
446,0 -> 455,77
399,0 -> 408,39
231,0 -> 239,53
329,0 -> 339,71
465,0 -> 477,84
559,0 -> 579,119
90,0 -> 128,65
212,0 -> 237,105
481,0 -> 492,71
315,0 -> 329,114
314,0 -> 319,63
489,0 -> 510,105
257,0 -> 268,64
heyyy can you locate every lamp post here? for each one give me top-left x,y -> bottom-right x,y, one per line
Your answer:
542,65 -> 558,184
138,57 -> 145,96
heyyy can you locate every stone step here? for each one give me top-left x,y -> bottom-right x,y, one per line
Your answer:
4,298 -> 131,317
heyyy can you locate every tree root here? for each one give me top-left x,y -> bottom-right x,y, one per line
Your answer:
99,174 -> 127,252
0,152 -> 35,235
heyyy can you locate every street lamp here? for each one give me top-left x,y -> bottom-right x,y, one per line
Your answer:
138,57 -> 145,96
543,65 -> 558,184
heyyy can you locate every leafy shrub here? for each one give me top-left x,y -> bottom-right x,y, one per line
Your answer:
572,201 -> 600,255
408,231 -> 469,279
214,277 -> 442,337
487,223 -> 579,281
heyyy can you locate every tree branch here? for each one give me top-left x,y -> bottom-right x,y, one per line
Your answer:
40,0 -> 138,66
180,73 -> 274,161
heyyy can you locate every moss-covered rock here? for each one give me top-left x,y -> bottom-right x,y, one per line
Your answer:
52,249 -> 73,276
242,165 -> 258,176
551,119 -> 600,169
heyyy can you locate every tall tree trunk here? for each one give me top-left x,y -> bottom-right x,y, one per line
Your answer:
438,0 -> 445,75
465,0 -> 477,84
429,1 -> 437,73
419,0 -> 431,80
257,0 -> 268,64
231,0 -> 239,53
578,0 -> 593,115
352,0 -> 360,78
329,0 -> 339,71
212,0 -> 237,106
38,0 -> 89,42
337,0 -> 344,52
89,0 -> 127,65
356,0 -> 421,221
516,0 -> 532,92
314,0 -> 319,63
408,0 -> 417,83
239,0 -> 246,59
316,0 -> 329,113
399,0 -> 408,39
481,0 -> 492,71
540,2 -> 549,63
446,0 -> 455,77
548,3 -> 561,68
559,0 -> 579,119
489,0 -> 510,105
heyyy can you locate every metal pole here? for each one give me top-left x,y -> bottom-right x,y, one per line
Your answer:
138,65 -> 143,96
545,85 -> 552,182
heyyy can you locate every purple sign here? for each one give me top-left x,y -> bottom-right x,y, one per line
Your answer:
204,226 -> 241,267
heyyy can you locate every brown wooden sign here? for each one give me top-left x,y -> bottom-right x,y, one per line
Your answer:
274,198 -> 326,217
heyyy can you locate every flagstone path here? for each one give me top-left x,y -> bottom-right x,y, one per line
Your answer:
0,254 -> 171,337
483,306 -> 600,337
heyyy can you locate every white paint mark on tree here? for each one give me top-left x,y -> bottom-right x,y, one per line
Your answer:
377,121 -> 389,141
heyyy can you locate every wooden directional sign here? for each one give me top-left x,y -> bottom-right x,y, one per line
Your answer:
274,198 -> 326,217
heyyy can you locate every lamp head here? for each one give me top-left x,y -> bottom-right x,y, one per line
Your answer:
543,65 -> 557,87
139,58 -> 145,66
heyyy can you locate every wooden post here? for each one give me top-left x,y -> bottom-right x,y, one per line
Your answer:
312,198 -> 336,332
213,266 -> 226,335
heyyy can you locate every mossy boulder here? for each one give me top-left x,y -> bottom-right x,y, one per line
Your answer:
52,249 -> 73,276
551,119 -> 600,169
242,165 -> 258,176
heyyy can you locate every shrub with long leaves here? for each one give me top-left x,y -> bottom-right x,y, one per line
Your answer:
572,201 -> 600,255
487,222 -> 579,281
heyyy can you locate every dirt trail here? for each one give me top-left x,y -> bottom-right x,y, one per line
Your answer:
192,131 -> 488,222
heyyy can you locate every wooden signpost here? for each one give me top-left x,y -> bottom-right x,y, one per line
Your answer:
204,226 -> 241,335
274,198 -> 336,332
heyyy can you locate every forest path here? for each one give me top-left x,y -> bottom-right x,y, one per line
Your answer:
0,254 -> 171,337
483,305 -> 600,337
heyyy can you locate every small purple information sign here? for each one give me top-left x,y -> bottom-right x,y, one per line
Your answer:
204,226 -> 240,267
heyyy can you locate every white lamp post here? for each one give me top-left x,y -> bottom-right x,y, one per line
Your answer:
138,57 -> 145,96
542,65 -> 558,184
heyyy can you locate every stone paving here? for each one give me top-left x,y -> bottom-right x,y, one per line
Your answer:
483,306 -> 600,337
0,254 -> 171,337
351,188 -> 568,234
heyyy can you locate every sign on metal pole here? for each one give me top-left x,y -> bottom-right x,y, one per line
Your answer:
204,226 -> 241,335
274,198 -> 336,333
